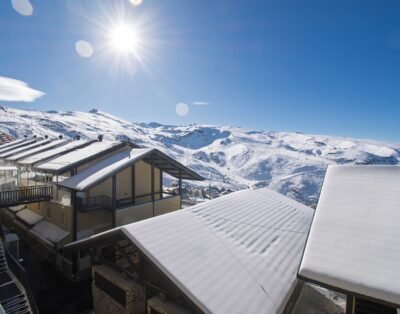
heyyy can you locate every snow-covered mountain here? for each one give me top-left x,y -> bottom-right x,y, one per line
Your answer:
1,105 -> 399,207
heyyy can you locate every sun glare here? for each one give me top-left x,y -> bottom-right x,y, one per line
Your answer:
108,24 -> 140,54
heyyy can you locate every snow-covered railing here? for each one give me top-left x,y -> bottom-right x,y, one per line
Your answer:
0,185 -> 52,207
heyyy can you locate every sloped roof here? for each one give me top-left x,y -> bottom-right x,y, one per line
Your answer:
6,139 -> 68,161
0,139 -> 37,154
66,188 -> 314,313
298,165 -> 400,307
34,140 -> 125,174
18,139 -> 93,166
0,139 -> 50,158
58,148 -> 203,191
0,138 -> 23,150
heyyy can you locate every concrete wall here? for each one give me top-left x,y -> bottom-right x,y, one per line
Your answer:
116,202 -> 153,226
77,209 -> 112,240
154,195 -> 180,216
92,264 -> 146,314
115,195 -> 180,227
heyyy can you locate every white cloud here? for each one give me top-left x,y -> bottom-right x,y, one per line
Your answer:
192,101 -> 209,106
0,76 -> 45,102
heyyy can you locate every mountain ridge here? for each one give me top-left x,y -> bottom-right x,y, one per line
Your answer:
1,105 -> 399,207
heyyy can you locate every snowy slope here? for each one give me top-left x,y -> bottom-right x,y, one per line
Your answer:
1,105 -> 399,207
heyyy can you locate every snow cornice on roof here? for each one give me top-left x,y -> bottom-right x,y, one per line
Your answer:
298,165 -> 400,308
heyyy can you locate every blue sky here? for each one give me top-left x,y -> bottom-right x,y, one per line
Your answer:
1,0 -> 400,142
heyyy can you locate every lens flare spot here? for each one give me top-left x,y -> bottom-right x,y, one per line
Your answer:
129,0 -> 143,6
11,0 -> 33,16
176,102 -> 189,117
75,40 -> 94,58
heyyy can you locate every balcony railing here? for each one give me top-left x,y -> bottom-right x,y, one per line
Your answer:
77,192 -> 178,212
77,195 -> 113,212
0,185 -> 53,207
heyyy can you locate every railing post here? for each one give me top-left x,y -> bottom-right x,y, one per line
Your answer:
112,175 -> 116,227
151,156 -> 155,216
179,169 -> 182,208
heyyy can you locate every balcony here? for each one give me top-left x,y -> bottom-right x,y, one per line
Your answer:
0,185 -> 53,208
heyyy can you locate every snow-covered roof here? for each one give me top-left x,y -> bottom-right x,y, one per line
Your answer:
34,140 -> 124,173
0,166 -> 18,171
18,139 -> 93,166
16,208 -> 44,227
6,139 -> 68,161
0,139 -> 36,154
298,165 -> 400,307
31,220 -> 69,247
0,139 -> 51,158
67,188 -> 314,313
0,138 -> 25,150
58,148 -> 203,191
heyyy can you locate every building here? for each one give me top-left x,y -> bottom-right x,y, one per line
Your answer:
65,187 -> 315,314
0,137 -> 203,279
298,165 -> 400,314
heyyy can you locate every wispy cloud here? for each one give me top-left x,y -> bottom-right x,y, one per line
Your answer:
0,76 -> 45,102
192,101 -> 210,106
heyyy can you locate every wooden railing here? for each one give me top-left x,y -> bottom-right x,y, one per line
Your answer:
0,185 -> 52,207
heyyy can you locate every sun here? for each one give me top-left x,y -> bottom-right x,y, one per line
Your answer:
108,23 -> 141,54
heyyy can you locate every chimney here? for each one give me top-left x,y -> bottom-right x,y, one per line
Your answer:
98,134 -> 103,142
59,135 -> 63,139
24,135 -> 28,138
75,135 -> 81,140
33,135 -> 37,138
44,135 -> 48,139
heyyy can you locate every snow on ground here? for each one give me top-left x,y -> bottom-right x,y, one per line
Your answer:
1,105 -> 399,206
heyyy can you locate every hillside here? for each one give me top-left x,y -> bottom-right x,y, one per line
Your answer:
1,105 -> 399,207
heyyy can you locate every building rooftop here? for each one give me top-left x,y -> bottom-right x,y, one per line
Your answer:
34,140 -> 125,174
0,139 -> 51,158
6,139 -> 68,161
298,165 -> 400,307
0,139 -> 37,155
67,187 -> 314,313
58,148 -> 203,191
18,139 -> 93,166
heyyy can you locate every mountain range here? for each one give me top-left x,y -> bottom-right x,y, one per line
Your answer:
1,105 -> 399,207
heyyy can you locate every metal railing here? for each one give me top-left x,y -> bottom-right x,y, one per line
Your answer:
77,195 -> 113,212
0,185 -> 52,207
77,191 -> 178,212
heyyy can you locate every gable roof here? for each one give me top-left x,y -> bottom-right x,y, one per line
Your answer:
18,139 -> 94,167
298,165 -> 400,307
57,148 -> 203,191
6,139 -> 69,161
66,188 -> 314,313
34,141 -> 127,174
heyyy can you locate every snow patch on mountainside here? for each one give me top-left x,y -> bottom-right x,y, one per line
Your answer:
1,105 -> 399,207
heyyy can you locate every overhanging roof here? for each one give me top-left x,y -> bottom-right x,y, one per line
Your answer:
298,165 -> 400,307
65,188 -> 314,313
57,148 -> 203,191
